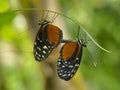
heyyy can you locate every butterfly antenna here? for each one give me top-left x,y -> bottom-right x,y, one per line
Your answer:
41,10 -> 44,21
51,12 -> 59,23
44,10 -> 49,21
77,25 -> 81,40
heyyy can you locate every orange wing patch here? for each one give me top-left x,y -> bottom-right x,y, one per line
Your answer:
61,42 -> 81,61
47,24 -> 61,46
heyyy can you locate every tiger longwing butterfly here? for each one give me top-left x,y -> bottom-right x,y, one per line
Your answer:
33,20 -> 63,61
57,26 -> 87,80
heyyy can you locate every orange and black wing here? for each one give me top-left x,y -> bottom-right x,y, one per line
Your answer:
57,41 -> 82,80
34,24 -> 63,61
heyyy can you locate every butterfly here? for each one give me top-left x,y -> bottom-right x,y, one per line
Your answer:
33,20 -> 63,61
57,26 -> 87,80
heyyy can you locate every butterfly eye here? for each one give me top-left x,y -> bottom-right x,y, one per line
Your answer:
57,41 -> 83,80
34,22 -> 63,61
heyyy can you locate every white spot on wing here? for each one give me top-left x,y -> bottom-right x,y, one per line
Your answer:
37,47 -> 41,51
75,64 -> 79,67
43,50 -> 46,54
62,65 -> 65,68
37,36 -> 40,40
37,57 -> 40,60
58,61 -> 61,65
43,45 -> 47,49
62,74 -> 67,77
69,65 -> 73,68
68,73 -> 71,76
35,51 -> 38,55
34,42 -> 37,45
42,55 -> 44,58
38,54 -> 41,57
76,57 -> 79,60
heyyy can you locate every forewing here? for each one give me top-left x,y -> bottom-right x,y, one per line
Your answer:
57,42 -> 82,80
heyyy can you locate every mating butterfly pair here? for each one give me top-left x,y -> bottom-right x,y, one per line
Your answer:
33,19 -> 86,81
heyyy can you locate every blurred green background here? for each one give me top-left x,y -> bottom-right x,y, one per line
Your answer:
0,0 -> 120,90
